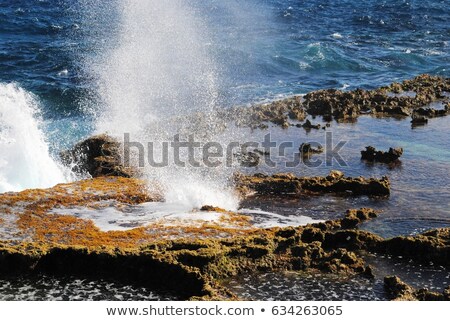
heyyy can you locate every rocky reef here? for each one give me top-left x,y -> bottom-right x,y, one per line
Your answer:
225,75 -> 449,128
1,190 -> 448,300
1,74 -> 449,301
0,160 -> 447,300
223,96 -> 305,129
236,171 -> 390,197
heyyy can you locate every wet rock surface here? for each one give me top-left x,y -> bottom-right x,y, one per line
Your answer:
228,75 -> 449,127
361,146 -> 403,163
384,275 -> 450,301
236,171 -> 391,196
376,229 -> 450,267
0,200 -> 448,300
223,96 -> 305,129
299,119 -> 321,130
0,207 -> 379,300
60,135 -> 135,178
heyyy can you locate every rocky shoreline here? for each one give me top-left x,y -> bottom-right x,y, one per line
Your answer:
0,172 -> 448,300
0,204 -> 448,300
1,74 -> 449,301
222,74 -> 449,129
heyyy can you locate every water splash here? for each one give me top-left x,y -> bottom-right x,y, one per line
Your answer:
87,0 -> 239,210
0,83 -> 66,193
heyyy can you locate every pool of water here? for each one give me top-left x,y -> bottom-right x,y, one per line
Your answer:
224,271 -> 388,301
364,253 -> 450,292
224,253 -> 449,300
235,115 -> 450,238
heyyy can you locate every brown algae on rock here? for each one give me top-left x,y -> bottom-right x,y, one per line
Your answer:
1,180 -> 448,301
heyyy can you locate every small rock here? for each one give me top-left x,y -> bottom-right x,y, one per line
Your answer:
326,170 -> 344,181
301,119 -> 321,130
361,146 -> 403,163
299,143 -> 323,157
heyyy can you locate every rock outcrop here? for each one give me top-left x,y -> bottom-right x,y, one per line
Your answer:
236,171 -> 391,196
60,134 -> 135,178
361,146 -> 403,163
384,276 -> 450,301
229,75 -> 449,127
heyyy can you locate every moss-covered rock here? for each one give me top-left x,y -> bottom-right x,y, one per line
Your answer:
384,275 -> 449,301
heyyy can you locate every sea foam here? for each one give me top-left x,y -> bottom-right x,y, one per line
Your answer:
88,1 -> 239,210
0,83 -> 66,193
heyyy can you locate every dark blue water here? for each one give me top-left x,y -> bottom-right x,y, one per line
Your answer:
1,0 -> 449,117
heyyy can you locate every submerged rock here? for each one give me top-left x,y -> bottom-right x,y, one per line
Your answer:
299,143 -> 323,157
60,134 -> 135,178
361,146 -> 403,163
411,114 -> 429,125
234,150 -> 261,167
299,119 -> 321,130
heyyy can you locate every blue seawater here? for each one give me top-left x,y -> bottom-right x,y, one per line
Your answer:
1,0 -> 449,118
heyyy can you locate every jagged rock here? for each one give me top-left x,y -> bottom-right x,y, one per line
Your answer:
386,74 -> 450,98
288,106 -> 306,121
377,228 -> 450,267
236,171 -> 391,196
384,276 -> 417,301
60,134 -> 135,178
224,96 -> 304,129
375,105 -> 411,116
341,208 -> 378,229
385,276 -> 449,301
303,89 -> 363,120
361,146 -> 403,163
222,75 -> 449,127
414,105 -> 449,117
200,205 -> 227,212
327,170 -> 344,180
